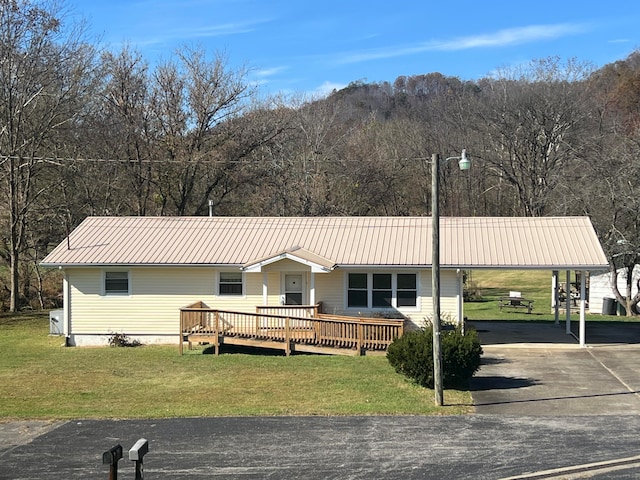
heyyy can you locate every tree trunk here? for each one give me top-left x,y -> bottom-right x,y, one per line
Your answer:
9,246 -> 20,312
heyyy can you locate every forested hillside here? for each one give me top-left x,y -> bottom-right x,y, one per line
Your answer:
1,0 -> 639,311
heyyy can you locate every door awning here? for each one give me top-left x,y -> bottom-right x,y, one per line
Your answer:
242,246 -> 336,273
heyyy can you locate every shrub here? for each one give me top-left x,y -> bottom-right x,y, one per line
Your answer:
108,332 -> 141,347
386,326 -> 482,389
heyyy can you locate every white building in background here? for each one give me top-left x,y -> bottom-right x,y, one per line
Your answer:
590,266 -> 640,314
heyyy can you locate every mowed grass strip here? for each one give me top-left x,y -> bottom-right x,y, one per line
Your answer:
0,314 -> 472,420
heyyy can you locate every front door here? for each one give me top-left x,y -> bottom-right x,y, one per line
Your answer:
284,274 -> 303,305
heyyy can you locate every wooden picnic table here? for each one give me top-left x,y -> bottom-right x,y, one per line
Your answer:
498,296 -> 534,314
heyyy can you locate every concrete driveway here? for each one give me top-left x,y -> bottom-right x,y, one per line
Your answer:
468,320 -> 640,415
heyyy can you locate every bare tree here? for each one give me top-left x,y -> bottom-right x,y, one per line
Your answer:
0,0 -> 97,311
472,58 -> 593,216
574,52 -> 640,315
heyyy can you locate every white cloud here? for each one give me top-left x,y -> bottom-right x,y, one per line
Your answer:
313,81 -> 347,97
336,23 -> 590,64
254,66 -> 288,78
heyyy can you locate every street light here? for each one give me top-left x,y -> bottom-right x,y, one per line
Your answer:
432,149 -> 470,406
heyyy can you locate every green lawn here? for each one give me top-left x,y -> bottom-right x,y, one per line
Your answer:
464,270 -> 625,322
0,313 -> 472,420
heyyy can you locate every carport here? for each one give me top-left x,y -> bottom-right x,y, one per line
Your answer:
446,217 -> 609,347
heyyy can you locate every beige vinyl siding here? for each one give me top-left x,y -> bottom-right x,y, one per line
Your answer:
67,265 -> 461,336
69,267 -> 215,335
314,271 -> 343,314
262,258 -> 307,273
265,272 -> 280,306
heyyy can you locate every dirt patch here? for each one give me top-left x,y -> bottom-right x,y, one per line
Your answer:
0,421 -> 64,451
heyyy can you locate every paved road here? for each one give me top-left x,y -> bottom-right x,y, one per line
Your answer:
3,416 -> 640,479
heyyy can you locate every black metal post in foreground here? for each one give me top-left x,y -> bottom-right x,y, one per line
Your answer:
102,444 -> 123,480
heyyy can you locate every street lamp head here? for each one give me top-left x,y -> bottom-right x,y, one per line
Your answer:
458,149 -> 471,171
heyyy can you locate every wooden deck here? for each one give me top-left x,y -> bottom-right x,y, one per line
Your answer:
179,303 -> 404,356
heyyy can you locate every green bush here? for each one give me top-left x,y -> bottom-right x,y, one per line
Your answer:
386,327 -> 483,389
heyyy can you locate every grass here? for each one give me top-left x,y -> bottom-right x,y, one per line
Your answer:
0,313 -> 472,420
464,270 -> 630,322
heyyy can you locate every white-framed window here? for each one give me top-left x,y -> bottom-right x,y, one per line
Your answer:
218,271 -> 244,296
103,271 -> 130,295
347,272 -> 417,309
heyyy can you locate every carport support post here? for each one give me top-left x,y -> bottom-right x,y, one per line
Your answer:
579,271 -> 586,347
552,271 -> 560,325
565,270 -> 571,335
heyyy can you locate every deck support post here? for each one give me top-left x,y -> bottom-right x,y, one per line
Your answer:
357,321 -> 363,355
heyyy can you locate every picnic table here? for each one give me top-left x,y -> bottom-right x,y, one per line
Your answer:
498,296 -> 534,314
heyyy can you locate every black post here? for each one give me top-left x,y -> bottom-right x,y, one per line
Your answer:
102,444 -> 123,480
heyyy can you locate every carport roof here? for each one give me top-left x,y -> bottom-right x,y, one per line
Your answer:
41,215 -> 609,270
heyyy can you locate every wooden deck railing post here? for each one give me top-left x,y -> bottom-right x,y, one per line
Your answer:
357,320 -> 363,355
179,311 -> 184,355
285,317 -> 291,356
214,311 -> 220,356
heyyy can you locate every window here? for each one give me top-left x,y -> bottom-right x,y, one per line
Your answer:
219,272 -> 243,296
397,274 -> 417,307
104,271 -> 129,295
347,273 -> 417,309
372,274 -> 392,308
348,273 -> 368,307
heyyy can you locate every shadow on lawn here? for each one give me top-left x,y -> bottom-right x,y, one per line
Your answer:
201,344 -> 286,355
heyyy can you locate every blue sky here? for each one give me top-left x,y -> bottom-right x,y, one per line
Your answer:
70,0 -> 639,98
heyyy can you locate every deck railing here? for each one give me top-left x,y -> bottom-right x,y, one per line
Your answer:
179,304 -> 404,356
256,303 -> 323,318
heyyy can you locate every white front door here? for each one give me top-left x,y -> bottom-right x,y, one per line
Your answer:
284,274 -> 304,305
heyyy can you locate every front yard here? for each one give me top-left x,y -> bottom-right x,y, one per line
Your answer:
0,313 -> 472,420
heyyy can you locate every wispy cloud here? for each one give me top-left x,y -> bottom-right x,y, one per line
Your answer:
254,66 -> 288,78
249,66 -> 289,87
118,18 -> 272,49
313,81 -> 347,97
173,20 -> 267,39
336,23 -> 590,64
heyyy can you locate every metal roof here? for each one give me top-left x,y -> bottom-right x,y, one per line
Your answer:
41,216 -> 610,270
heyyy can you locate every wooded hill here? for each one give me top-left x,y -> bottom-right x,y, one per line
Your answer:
1,0 -> 639,312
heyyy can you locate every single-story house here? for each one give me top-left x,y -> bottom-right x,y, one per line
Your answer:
41,216 -> 609,347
